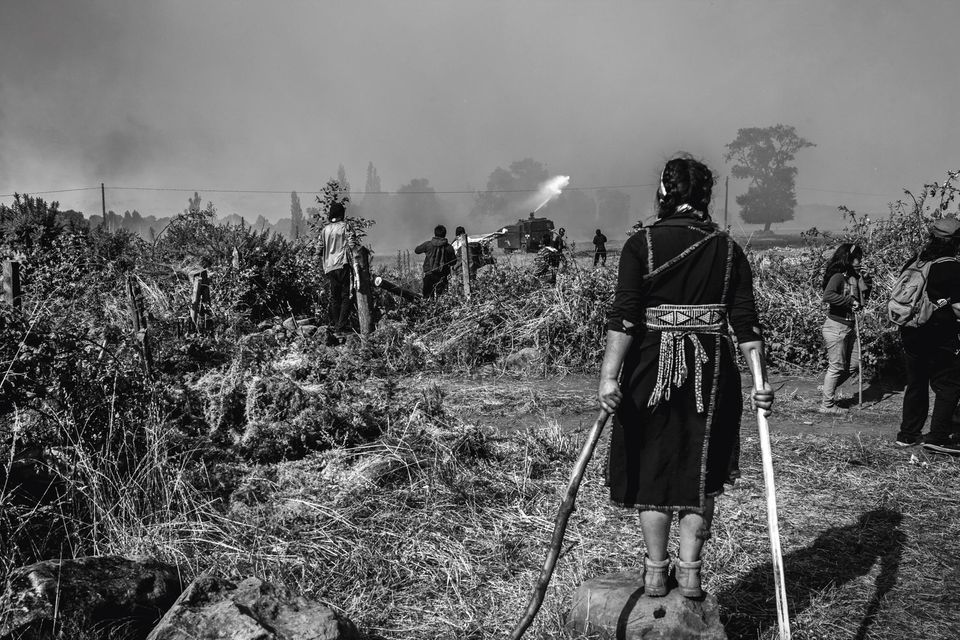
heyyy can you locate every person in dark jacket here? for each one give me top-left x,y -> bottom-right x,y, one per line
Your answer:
896,217 -> 960,453
593,228 -> 608,266
819,243 -> 872,414
415,225 -> 457,298
598,156 -> 773,599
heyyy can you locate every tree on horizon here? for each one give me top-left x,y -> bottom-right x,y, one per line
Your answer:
290,191 -> 304,239
724,124 -> 814,233
337,165 -> 351,198
364,161 -> 382,195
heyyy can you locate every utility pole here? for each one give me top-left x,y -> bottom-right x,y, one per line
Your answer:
101,182 -> 107,230
723,176 -> 729,230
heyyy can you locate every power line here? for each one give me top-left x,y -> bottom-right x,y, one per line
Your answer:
0,187 -> 100,197
1,183 -> 659,198
796,186 -> 898,197
108,184 -> 659,195
1,182 -> 901,199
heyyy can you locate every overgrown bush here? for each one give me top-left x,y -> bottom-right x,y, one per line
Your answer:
153,207 -> 325,323
748,169 -> 960,377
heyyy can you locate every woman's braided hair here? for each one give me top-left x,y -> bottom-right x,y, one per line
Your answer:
656,157 -> 714,219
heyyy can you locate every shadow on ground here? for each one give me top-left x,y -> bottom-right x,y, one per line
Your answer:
718,508 -> 905,640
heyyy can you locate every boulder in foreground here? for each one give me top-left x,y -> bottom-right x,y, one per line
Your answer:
146,575 -> 359,640
566,570 -> 727,640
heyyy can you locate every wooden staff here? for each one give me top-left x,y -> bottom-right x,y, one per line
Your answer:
508,409 -> 611,640
748,350 -> 791,640
854,310 -> 863,407
459,234 -> 471,300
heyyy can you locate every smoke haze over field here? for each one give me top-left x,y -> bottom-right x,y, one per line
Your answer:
2,0 -> 960,248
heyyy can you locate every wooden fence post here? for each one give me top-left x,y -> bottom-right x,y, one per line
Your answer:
459,235 -> 471,300
2,261 -> 22,309
126,276 -> 153,378
190,269 -> 210,333
353,246 -> 373,336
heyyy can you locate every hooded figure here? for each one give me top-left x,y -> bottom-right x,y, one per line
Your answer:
415,224 -> 457,298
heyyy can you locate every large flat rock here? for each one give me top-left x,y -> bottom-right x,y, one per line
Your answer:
566,570 -> 727,640
146,575 -> 359,640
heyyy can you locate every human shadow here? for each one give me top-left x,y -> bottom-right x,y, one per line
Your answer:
836,381 -> 889,408
717,508 -> 905,640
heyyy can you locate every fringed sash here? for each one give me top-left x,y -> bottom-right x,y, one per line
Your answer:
645,304 -> 726,413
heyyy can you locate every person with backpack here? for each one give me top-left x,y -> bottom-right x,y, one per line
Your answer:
819,243 -> 872,414
598,157 -> 773,600
891,217 -> 960,452
415,224 -> 457,298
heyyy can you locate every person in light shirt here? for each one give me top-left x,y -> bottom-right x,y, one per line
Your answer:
316,201 -> 355,333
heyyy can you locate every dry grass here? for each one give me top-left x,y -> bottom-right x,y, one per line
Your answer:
34,403 -> 952,640
386,260 -> 615,375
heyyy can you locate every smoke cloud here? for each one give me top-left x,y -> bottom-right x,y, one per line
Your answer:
3,1 -> 960,248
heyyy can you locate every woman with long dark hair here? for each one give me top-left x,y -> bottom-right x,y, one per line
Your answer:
896,218 -> 960,452
597,156 -> 773,599
819,243 -> 871,414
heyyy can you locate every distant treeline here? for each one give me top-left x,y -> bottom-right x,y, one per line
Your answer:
65,209 -> 297,242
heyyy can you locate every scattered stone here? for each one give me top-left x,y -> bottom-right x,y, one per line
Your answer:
282,316 -> 319,332
0,555 -> 184,640
566,570 -> 727,640
503,347 -> 542,370
320,450 -> 404,494
146,575 -> 359,640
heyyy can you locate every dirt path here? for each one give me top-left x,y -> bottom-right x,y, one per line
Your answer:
421,370 -> 908,443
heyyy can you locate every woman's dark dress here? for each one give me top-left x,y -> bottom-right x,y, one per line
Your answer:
606,214 -> 762,513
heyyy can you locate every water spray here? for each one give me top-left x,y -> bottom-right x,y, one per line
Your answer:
532,175 -> 570,213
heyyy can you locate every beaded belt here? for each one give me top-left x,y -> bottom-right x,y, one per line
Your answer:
644,304 -> 726,414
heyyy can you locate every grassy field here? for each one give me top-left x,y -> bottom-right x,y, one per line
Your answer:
27,377 -> 953,640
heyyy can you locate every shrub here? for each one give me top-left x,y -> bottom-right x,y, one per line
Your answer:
749,169 -> 960,376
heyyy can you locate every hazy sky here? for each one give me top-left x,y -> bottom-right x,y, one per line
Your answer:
2,0 -> 959,232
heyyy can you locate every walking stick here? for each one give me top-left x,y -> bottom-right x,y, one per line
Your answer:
854,310 -> 863,408
748,351 -> 792,640
508,409 -> 611,640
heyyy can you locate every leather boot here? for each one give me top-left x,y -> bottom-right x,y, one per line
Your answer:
676,559 -> 703,598
643,556 -> 670,597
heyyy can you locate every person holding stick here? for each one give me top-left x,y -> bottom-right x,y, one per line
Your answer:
597,156 -> 774,599
818,244 -> 871,414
